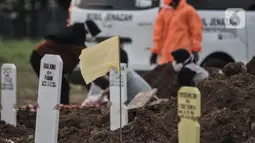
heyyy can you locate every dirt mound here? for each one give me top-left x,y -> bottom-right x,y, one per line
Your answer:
223,62 -> 247,76
58,107 -> 110,143
0,121 -> 33,141
92,102 -> 175,143
200,107 -> 255,143
17,109 -> 36,129
144,63 -> 179,98
247,56 -> 255,75
244,137 -> 255,143
143,63 -> 226,99
204,67 -> 226,80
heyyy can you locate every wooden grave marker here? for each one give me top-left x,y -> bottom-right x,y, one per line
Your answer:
1,63 -> 17,126
34,54 -> 63,143
109,63 -> 128,131
178,86 -> 201,143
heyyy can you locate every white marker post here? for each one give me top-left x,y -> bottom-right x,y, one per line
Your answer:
1,64 -> 17,126
110,63 -> 128,131
35,54 -> 63,143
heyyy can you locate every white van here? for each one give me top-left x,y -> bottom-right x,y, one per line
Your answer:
68,0 -> 255,84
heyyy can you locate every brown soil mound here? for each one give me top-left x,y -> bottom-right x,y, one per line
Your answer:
0,120 -> 33,142
143,63 -> 227,99
223,62 -> 247,76
247,56 -> 255,75
2,60 -> 255,142
204,67 -> 226,80
144,63 -> 179,98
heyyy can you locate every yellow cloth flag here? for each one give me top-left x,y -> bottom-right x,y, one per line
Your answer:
79,36 -> 120,84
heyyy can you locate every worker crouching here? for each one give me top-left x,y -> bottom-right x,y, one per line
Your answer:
171,49 -> 209,86
30,20 -> 101,105
81,48 -> 152,106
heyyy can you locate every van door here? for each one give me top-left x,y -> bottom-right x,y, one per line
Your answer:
198,11 -> 247,64
188,0 -> 254,64
246,12 -> 255,63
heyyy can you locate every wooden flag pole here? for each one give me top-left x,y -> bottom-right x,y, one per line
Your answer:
119,64 -> 123,142
109,36 -> 128,134
118,38 -> 123,142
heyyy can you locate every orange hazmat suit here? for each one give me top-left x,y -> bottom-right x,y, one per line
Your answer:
151,0 -> 203,64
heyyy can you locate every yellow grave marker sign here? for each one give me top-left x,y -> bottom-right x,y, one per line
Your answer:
178,86 -> 201,143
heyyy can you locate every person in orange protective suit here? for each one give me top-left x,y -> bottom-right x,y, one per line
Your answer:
150,0 -> 203,65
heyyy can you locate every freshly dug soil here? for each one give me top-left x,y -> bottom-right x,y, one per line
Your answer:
223,62 -> 247,76
247,56 -> 255,75
144,63 -> 179,98
2,59 -> 255,142
143,63 -> 226,99
204,67 -> 226,80
0,120 -> 33,142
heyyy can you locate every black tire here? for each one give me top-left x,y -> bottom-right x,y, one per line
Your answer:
202,58 -> 229,69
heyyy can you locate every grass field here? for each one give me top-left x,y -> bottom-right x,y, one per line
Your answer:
0,39 -> 85,105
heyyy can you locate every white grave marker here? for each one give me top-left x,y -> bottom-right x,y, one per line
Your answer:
35,54 -> 63,143
1,64 -> 17,126
110,63 -> 128,131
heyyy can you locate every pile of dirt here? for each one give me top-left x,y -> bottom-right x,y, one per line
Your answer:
247,56 -> 255,75
3,60 -> 255,142
198,73 -> 255,142
88,102 -> 175,143
223,62 -> 247,76
17,109 -> 36,129
101,61 -> 255,142
3,106 -> 137,143
141,61 -> 255,142
0,120 -> 33,142
144,63 -> 179,98
143,63 -> 227,98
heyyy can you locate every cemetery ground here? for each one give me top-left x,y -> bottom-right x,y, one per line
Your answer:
2,60 -> 255,142
2,40 -> 255,142
0,40 -> 85,105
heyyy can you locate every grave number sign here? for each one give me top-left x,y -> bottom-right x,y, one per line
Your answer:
178,86 -> 201,143
35,54 -> 63,143
41,63 -> 57,88
1,64 -> 17,126
109,63 -> 128,131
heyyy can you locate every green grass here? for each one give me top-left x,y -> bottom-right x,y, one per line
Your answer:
0,39 -> 85,105
0,39 -> 41,104
0,39 -> 40,69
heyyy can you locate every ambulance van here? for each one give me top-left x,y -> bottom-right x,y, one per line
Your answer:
67,0 -> 255,84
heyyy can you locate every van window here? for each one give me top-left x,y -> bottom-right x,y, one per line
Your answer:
74,0 -> 160,10
187,0 -> 254,10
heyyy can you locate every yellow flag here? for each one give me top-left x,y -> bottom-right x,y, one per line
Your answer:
79,36 -> 120,84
